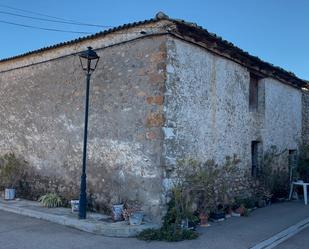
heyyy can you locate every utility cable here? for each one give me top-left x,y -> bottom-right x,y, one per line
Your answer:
0,20 -> 92,34
0,19 -> 154,35
0,10 -> 113,28
0,3 -> 111,28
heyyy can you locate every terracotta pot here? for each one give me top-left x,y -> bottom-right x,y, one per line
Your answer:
199,211 -> 209,227
235,206 -> 245,216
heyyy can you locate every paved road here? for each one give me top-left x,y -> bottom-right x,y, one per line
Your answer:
275,227 -> 309,249
1,202 -> 309,249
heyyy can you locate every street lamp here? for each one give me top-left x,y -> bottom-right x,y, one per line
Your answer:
78,47 -> 100,219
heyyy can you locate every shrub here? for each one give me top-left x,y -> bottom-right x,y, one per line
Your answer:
137,189 -> 198,242
39,193 -> 63,208
137,226 -> 198,242
298,144 -> 309,182
175,156 -> 240,211
0,153 -> 27,189
257,146 -> 290,201
138,156 -> 241,242
235,197 -> 256,209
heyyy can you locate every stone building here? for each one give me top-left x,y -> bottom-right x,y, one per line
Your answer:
0,13 -> 308,221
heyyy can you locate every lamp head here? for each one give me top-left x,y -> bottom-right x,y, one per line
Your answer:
79,47 -> 100,73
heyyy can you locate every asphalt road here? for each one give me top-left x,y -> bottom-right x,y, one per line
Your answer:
275,227 -> 309,249
0,210 -> 144,249
0,203 -> 309,249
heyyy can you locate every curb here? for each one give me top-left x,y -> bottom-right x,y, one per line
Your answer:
250,217 -> 309,249
0,201 -> 159,237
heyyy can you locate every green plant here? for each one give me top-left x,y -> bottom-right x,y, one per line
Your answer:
234,197 -> 256,209
175,155 -> 240,212
137,188 -> 199,242
39,193 -> 63,208
257,146 -> 289,201
298,144 -> 309,182
0,153 -> 26,189
138,156 -> 241,242
254,185 -> 272,203
137,226 -> 198,242
243,206 -> 250,217
137,228 -> 161,241
137,199 -> 198,241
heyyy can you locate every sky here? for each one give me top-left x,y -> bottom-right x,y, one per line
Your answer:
0,0 -> 308,80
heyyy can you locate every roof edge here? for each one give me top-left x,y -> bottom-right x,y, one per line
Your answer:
0,12 -> 307,88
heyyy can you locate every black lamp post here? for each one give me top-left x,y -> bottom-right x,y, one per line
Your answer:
78,47 -> 100,219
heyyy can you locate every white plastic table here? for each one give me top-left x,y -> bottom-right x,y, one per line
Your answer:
289,181 -> 309,205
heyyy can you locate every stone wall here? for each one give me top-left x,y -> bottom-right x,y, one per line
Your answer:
0,29 -> 304,221
162,37 -> 302,197
0,35 -> 167,221
263,78 -> 302,151
302,90 -> 309,145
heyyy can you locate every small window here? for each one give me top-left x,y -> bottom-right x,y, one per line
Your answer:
249,74 -> 259,111
251,141 -> 260,177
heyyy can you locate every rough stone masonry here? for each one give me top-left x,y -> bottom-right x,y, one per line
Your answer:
0,13 -> 308,222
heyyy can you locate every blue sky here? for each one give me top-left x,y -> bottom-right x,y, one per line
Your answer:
0,0 -> 308,80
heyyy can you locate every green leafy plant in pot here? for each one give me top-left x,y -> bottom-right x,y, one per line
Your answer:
0,153 -> 26,200
39,193 -> 63,208
198,208 -> 210,227
122,200 -> 144,225
210,204 -> 226,222
110,175 -> 126,222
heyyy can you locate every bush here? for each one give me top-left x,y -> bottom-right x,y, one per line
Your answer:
0,153 -> 27,189
235,197 -> 256,209
137,225 -> 198,242
298,144 -> 309,182
257,146 -> 290,201
137,191 -> 199,242
39,193 -> 63,208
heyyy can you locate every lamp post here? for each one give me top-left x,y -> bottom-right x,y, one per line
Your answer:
78,47 -> 100,219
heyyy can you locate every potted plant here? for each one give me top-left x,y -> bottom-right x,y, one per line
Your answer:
122,208 -> 144,225
122,201 -> 144,225
129,210 -> 144,226
70,199 -> 79,213
256,198 -> 266,208
232,203 -> 246,216
224,204 -> 233,218
112,203 -> 124,221
210,204 -> 225,222
38,193 -> 63,208
264,191 -> 273,206
110,175 -> 126,222
0,153 -> 25,200
199,209 -> 210,227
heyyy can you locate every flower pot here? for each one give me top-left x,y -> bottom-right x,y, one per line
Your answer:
210,211 -> 225,222
180,218 -> 189,229
129,211 -> 144,226
265,199 -> 271,206
235,205 -> 246,216
112,204 -> 124,222
236,206 -> 244,214
199,212 -> 209,227
4,188 -> 15,200
70,200 -> 79,213
257,199 -> 266,208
